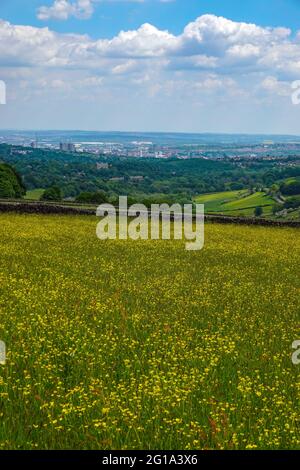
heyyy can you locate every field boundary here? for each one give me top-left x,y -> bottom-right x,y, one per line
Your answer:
0,200 -> 300,228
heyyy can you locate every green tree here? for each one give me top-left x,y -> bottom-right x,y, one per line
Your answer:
254,206 -> 263,217
76,191 -> 108,204
0,163 -> 26,198
280,180 -> 300,196
0,178 -> 15,198
41,186 -> 62,201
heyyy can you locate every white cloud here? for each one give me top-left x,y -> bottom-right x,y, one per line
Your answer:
38,0 -> 95,21
1,14 -> 298,76
1,14 -> 300,133
37,0 -> 163,22
260,76 -> 291,97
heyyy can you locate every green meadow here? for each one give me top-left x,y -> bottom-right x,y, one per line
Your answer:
195,190 -> 275,216
0,213 -> 299,449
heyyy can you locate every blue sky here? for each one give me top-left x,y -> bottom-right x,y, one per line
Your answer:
1,0 -> 300,37
1,0 -> 300,133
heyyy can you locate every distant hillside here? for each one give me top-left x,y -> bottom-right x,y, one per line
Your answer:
0,163 -> 26,198
195,190 -> 275,216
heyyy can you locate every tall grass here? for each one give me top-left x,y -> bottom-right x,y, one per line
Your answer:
0,213 -> 299,449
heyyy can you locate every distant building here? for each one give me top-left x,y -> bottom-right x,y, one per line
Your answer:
130,176 -> 144,182
155,151 -> 166,159
96,162 -> 109,170
60,142 -> 75,152
110,177 -> 125,182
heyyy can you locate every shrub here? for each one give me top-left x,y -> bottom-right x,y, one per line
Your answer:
76,191 -> 108,204
41,186 -> 62,201
254,206 -> 263,217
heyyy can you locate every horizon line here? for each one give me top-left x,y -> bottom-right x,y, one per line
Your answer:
1,128 -> 300,138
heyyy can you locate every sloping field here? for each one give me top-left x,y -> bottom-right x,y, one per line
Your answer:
0,213 -> 299,450
222,192 -> 274,211
195,191 -> 275,216
195,190 -> 248,212
24,189 -> 45,200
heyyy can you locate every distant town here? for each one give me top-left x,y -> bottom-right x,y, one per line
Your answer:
2,130 -> 300,162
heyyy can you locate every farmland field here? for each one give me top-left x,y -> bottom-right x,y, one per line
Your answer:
195,191 -> 275,216
194,190 -> 248,212
24,189 -> 45,201
0,213 -> 299,450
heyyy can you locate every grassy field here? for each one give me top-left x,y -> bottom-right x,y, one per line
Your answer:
195,191 -> 275,216
194,190 -> 248,212
24,189 -> 45,200
0,213 -> 299,450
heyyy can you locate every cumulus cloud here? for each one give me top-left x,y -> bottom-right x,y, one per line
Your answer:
1,13 -> 299,116
0,14 -> 298,74
38,0 -> 95,21
37,1 -> 164,22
